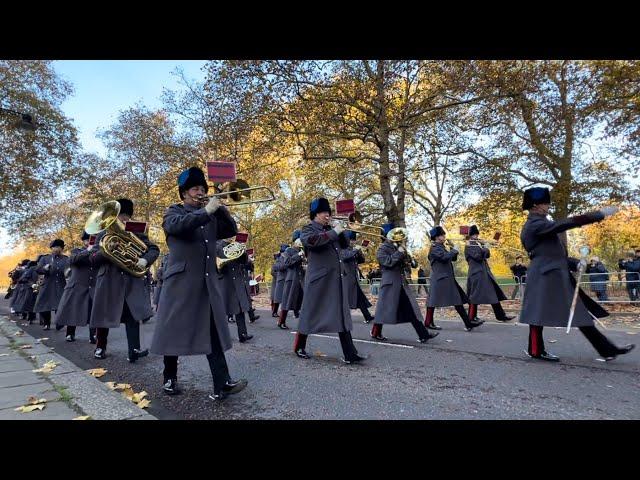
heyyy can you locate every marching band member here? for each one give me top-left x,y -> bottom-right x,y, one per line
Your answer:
278,231 -> 305,330
8,260 -> 28,316
55,231 -> 97,343
519,187 -> 634,361
217,238 -> 254,343
464,225 -> 514,323
34,239 -> 69,330
272,244 -> 288,320
293,198 -> 366,364
89,198 -> 159,362
11,260 -> 38,324
424,226 -> 483,332
341,231 -> 375,324
370,224 -> 439,343
150,167 -> 247,400
270,253 -> 280,317
244,252 -> 260,322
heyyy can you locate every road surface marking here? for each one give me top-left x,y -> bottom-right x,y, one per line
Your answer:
290,332 -> 415,349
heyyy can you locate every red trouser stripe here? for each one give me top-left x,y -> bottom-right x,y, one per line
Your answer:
371,324 -> 382,337
424,307 -> 435,326
530,326 -> 543,356
469,304 -> 477,321
278,310 -> 288,326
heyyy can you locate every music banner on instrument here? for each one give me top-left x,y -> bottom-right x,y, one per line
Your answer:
493,232 -> 502,241
335,199 -> 355,216
88,235 -> 97,246
206,161 -> 237,183
125,221 -> 147,234
459,225 -> 470,235
361,239 -> 371,247
246,248 -> 254,256
235,232 -> 249,244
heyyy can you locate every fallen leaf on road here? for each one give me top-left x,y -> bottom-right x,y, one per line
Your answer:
15,404 -> 45,413
19,345 -> 32,349
136,399 -> 151,409
0,353 -> 10,357
122,387 -> 135,400
73,416 -> 92,420
33,360 -> 59,374
549,340 -> 557,343
132,391 -> 148,403
314,351 -> 327,357
14,331 -> 25,336
105,381 -> 116,390
445,340 -> 453,343
27,396 -> 47,405
114,383 -> 131,391
606,385 -> 613,388
86,368 -> 107,378
36,338 -> 49,343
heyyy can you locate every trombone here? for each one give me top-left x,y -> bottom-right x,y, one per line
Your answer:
197,179 -> 275,207
333,211 -> 386,241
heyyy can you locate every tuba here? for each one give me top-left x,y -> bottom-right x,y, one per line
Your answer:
216,241 -> 247,271
84,201 -> 149,278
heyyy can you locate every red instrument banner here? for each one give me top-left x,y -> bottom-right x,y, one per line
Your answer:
125,221 -> 147,234
361,239 -> 371,247
335,199 -> 355,216
235,232 -> 249,244
88,235 -> 97,246
459,225 -> 470,235
206,161 -> 237,183
493,232 -> 502,241
246,248 -> 255,256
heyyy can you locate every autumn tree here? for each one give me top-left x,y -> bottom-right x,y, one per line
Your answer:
0,60 -> 81,235
465,60 -> 631,220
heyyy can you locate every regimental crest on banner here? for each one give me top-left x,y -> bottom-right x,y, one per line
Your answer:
459,225 -> 470,236
235,232 -> 249,244
335,199 -> 355,217
206,160 -> 237,183
361,239 -> 371,247
125,221 -> 148,234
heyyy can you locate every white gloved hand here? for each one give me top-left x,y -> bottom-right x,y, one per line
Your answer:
87,244 -> 94,251
205,196 -> 221,214
397,245 -> 406,254
298,250 -> 305,258
32,284 -> 38,289
599,205 -> 619,218
333,223 -> 344,235
136,258 -> 148,269
578,259 -> 588,270
44,264 -> 51,271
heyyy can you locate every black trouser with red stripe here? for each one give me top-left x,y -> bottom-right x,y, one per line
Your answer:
271,302 -> 279,316
357,295 -> 374,322
425,305 -> 473,328
294,331 -> 359,360
371,318 -> 430,341
163,310 -> 231,394
528,325 -> 620,357
468,302 -> 508,321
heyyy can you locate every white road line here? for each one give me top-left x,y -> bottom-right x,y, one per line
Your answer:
290,331 -> 415,349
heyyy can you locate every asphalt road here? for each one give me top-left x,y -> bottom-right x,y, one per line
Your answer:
3,297 -> 639,419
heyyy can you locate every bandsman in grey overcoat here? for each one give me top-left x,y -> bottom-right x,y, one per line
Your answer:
369,224 -> 438,343
277,230 -> 305,329
34,239 -> 69,330
150,167 -> 247,400
519,187 -> 634,362
8,260 -> 27,315
244,253 -> 260,321
55,231 -> 97,343
270,253 -> 280,317
272,243 -> 289,317
341,231 -> 375,324
425,226 -> 482,332
89,198 -> 159,362
464,225 -> 514,323
217,238 -> 254,343
293,197 -> 366,364
11,260 -> 38,323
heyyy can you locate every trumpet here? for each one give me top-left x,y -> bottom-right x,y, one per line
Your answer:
195,179 -> 275,208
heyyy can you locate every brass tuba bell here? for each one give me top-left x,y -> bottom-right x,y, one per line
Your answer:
84,201 -> 149,278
